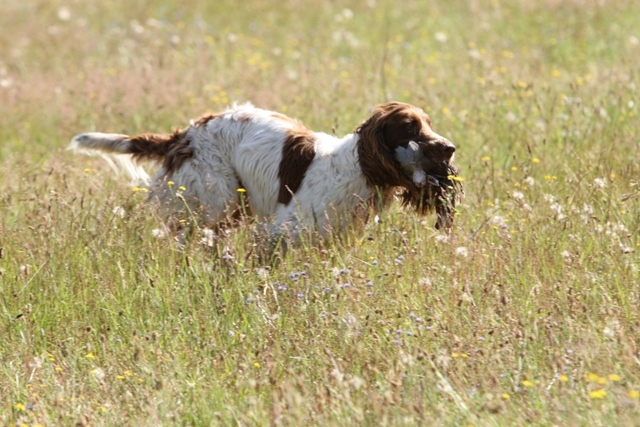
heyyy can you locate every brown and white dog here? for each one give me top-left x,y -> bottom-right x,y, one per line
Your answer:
69,102 -> 461,241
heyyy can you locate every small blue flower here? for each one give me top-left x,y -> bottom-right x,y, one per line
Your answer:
409,313 -> 416,318
297,293 -> 304,298
366,281 -> 374,286
366,291 -> 373,296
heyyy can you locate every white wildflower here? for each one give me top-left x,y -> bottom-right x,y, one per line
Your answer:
112,206 -> 125,218
435,32 -> 448,43
91,367 -> 105,380
505,112 -> 518,123
549,202 -> 564,220
468,49 -> 482,60
152,228 -> 168,239
57,7 -> 71,21
594,178 -> 607,188
490,215 -> 508,229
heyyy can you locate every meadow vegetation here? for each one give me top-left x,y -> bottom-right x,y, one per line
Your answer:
1,0 -> 639,425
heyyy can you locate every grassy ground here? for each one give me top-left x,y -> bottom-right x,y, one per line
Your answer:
1,0 -> 639,425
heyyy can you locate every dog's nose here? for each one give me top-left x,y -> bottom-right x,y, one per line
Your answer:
439,141 -> 456,160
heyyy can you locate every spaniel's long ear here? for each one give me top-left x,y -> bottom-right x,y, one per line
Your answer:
356,105 -> 413,189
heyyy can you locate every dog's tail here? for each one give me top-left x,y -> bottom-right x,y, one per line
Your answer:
68,130 -> 192,185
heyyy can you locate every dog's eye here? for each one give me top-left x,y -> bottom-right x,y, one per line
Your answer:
405,122 -> 418,134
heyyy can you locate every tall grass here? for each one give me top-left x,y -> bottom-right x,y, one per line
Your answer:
1,0 -> 639,425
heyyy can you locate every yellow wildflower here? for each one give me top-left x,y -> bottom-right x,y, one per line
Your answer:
589,389 -> 607,399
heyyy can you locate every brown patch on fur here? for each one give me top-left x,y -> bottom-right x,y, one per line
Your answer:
277,125 -> 316,205
270,112 -> 302,125
126,130 -> 193,177
193,113 -> 223,127
355,103 -> 418,191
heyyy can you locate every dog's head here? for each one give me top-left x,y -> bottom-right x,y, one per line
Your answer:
356,102 -> 462,229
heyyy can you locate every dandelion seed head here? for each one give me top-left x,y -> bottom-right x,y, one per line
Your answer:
455,246 -> 469,257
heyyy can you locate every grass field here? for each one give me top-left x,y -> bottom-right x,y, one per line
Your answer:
1,0 -> 639,425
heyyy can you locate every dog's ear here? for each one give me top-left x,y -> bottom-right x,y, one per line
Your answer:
356,104 -> 415,190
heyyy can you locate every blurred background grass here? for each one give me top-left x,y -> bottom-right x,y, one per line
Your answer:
1,0 -> 639,425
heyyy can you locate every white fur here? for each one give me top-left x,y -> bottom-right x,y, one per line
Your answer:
69,133 -> 151,185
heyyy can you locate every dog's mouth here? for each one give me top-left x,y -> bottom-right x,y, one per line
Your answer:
395,142 -> 463,229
